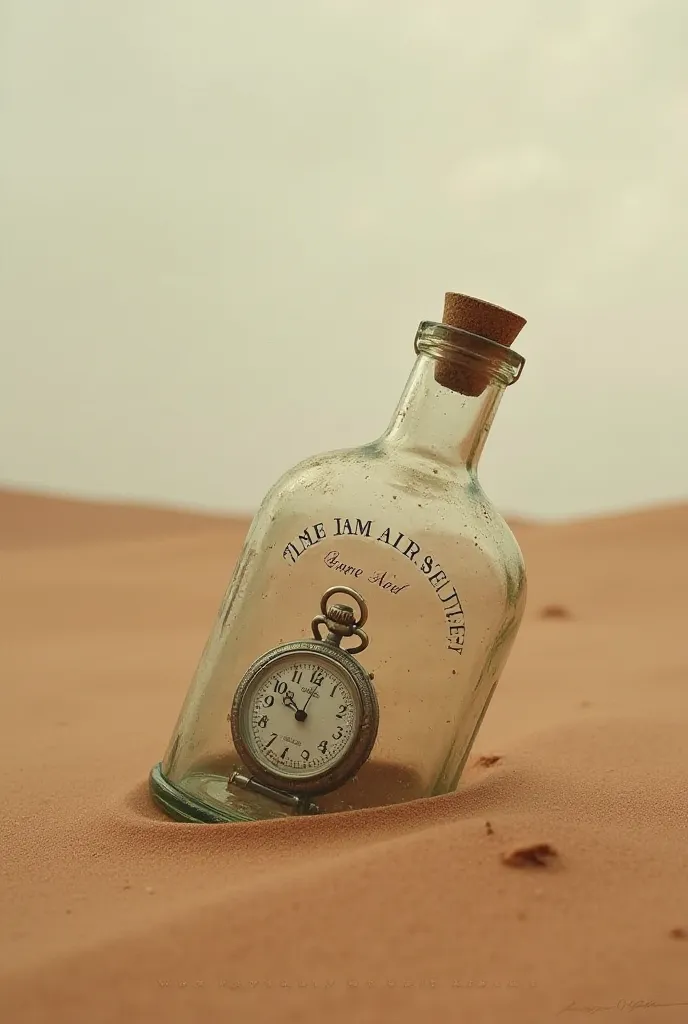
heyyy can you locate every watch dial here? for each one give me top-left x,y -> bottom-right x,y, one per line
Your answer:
238,653 -> 361,780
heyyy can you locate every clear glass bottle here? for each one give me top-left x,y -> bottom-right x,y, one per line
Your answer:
150,292 -> 528,822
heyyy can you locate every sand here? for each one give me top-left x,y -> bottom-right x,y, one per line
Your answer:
1,488 -> 687,1023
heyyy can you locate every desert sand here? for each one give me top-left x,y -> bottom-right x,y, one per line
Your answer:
1,488 -> 687,1023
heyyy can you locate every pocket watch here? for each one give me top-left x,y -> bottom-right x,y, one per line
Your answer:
228,587 -> 378,814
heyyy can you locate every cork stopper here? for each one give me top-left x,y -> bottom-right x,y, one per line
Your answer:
435,292 -> 526,396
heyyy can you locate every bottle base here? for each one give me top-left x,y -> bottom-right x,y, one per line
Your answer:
149,763 -> 287,823
149,758 -> 432,822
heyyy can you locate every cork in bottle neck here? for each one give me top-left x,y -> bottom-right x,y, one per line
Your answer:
435,292 -> 526,396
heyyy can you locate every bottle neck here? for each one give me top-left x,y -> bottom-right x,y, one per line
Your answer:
380,353 -> 507,472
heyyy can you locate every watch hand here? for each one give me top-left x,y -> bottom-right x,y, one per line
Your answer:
282,690 -> 300,713
299,684 -> 319,717
290,685 -> 318,724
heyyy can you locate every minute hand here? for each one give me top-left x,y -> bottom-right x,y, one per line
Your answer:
296,683 -> 320,721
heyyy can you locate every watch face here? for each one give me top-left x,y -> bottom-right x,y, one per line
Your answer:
235,652 -> 362,782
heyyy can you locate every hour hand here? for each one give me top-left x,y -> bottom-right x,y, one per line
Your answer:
282,690 -> 300,713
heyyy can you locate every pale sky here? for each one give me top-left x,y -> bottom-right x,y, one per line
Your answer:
1,1 -> 687,519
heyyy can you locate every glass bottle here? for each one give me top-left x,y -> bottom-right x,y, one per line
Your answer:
150,292 -> 528,822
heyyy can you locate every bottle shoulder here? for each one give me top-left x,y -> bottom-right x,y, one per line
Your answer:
468,486 -> 527,597
259,444 -> 366,504
255,446 -> 524,580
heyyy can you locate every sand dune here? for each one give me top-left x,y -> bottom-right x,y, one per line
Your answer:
1,490 -> 687,1023
0,487 -> 247,549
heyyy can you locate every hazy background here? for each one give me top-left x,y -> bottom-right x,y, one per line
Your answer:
1,0 -> 686,520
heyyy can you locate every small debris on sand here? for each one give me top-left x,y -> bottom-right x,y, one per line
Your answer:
669,927 -> 687,940
475,754 -> 502,768
501,843 -> 559,868
485,821 -> 494,836
540,604 -> 571,619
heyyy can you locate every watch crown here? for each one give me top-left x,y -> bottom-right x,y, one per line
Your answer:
313,587 -> 369,654
326,603 -> 356,631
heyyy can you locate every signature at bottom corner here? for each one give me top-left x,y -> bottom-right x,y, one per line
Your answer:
559,999 -> 688,1015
